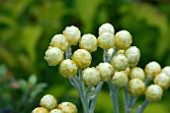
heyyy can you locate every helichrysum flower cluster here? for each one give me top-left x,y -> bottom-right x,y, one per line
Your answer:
32,94 -> 77,113
43,23 -> 170,113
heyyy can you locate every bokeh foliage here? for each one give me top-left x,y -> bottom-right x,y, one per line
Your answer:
0,0 -> 170,113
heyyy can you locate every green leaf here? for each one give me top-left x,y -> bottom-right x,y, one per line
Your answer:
29,83 -> 47,102
28,74 -> 37,87
75,0 -> 102,32
21,25 -> 42,61
18,79 -> 28,93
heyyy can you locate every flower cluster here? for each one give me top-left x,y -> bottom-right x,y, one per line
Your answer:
32,94 -> 77,113
43,23 -> 170,113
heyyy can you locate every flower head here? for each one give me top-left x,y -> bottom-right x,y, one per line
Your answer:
72,49 -> 92,68
79,34 -> 98,52
44,47 -> 63,66
63,26 -> 81,45
82,67 -> 101,86
40,94 -> 57,110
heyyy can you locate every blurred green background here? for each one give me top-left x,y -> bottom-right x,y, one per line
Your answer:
0,0 -> 170,113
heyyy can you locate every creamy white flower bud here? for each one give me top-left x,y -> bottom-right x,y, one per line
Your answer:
50,34 -> 69,51
130,67 -> 145,81
59,59 -> 78,78
162,66 -> 170,78
72,49 -> 92,68
32,107 -> 49,113
50,109 -> 62,113
111,54 -> 128,71
98,33 -> 115,50
125,46 -> 140,66
145,61 -> 161,79
44,47 -> 63,66
40,94 -> 57,110
145,84 -> 163,102
79,34 -> 98,52
82,67 -> 101,86
58,102 -> 77,113
96,62 -> 114,82
99,23 -> 115,35
128,78 -> 145,97
112,72 -> 128,88
154,73 -> 170,90
115,30 -> 132,49
63,26 -> 81,45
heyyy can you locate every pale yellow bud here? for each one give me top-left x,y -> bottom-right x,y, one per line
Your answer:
44,47 -> 63,66
59,59 -> 78,78
50,109 -> 62,113
79,34 -> 98,52
145,84 -> 163,102
96,62 -> 114,82
63,26 -> 81,45
82,67 -> 101,86
115,30 -> 132,49
98,33 -> 115,50
112,72 -> 128,88
99,23 -> 115,35
128,78 -> 145,97
50,34 -> 69,51
145,61 -> 161,79
111,54 -> 128,71
130,67 -> 145,81
72,49 -> 92,68
154,73 -> 170,90
40,94 -> 57,110
32,107 -> 49,113
125,46 -> 140,66
58,102 -> 77,113
162,66 -> 170,78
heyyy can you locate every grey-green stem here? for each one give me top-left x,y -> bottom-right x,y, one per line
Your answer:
136,100 -> 149,113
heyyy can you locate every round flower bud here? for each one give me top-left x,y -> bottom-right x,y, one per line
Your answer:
111,54 -> 128,71
63,26 -> 81,45
145,84 -> 163,102
145,61 -> 161,79
98,33 -> 115,50
59,59 -> 78,78
128,78 -> 145,97
162,66 -> 170,78
58,102 -> 77,113
130,67 -> 145,81
50,109 -> 62,113
154,73 -> 170,90
82,67 -> 100,86
32,107 -> 49,113
99,23 -> 115,35
125,46 -> 140,66
50,34 -> 69,51
115,30 -> 132,49
79,34 -> 98,52
96,62 -> 114,82
44,47 -> 63,66
72,49 -> 92,68
112,72 -> 128,88
40,94 -> 57,110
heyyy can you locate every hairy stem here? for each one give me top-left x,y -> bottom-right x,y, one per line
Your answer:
108,82 -> 119,113
136,100 -> 149,113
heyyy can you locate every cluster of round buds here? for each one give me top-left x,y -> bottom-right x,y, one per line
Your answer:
143,61 -> 170,101
32,94 -> 77,113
